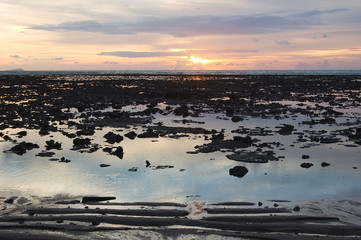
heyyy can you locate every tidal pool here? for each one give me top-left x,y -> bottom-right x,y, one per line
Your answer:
1,100 -> 360,204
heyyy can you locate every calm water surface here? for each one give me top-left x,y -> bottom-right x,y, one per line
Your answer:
1,99 -> 360,203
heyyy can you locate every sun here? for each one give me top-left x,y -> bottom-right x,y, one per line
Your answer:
188,56 -> 212,65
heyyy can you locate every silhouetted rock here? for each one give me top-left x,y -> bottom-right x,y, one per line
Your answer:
226,151 -> 278,163
103,146 -> 124,159
229,166 -> 249,178
321,162 -> 330,167
104,132 -> 124,144
73,138 -> 91,147
45,140 -> 62,150
174,105 -> 189,117
233,136 -> 253,146
320,137 -> 340,144
36,151 -> 55,157
7,141 -> 39,155
293,206 -> 300,212
231,116 -> 243,122
278,124 -> 294,135
138,129 -> 159,138
125,131 -> 137,140
300,162 -> 313,168
4,198 -> 15,204
302,155 -> 310,159
17,131 -> 27,138
76,126 -> 95,136
59,157 -> 71,163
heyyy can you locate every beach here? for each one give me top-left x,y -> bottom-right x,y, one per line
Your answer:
1,73 -> 361,239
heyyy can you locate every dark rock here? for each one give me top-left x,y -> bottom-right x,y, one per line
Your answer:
146,160 -> 151,167
138,129 -> 159,138
104,132 -> 124,144
174,105 -> 189,117
278,124 -> 294,135
233,136 -> 253,146
100,164 -> 111,167
55,200 -> 81,204
258,201 -> 263,207
210,133 -> 224,141
45,140 -> 62,150
59,157 -> 71,163
125,131 -> 137,140
73,138 -> 91,147
103,147 -> 112,153
7,141 -> 39,155
225,108 -> 234,117
104,146 -> 124,159
128,167 -> 138,172
325,109 -> 344,116
226,151 -> 278,163
17,131 -> 27,138
76,126 -> 95,136
321,162 -> 330,167
152,165 -> 174,170
320,137 -> 340,144
3,135 -> 12,141
92,218 -> 102,226
4,198 -> 15,204
36,151 -> 55,157
231,116 -> 243,123
293,206 -> 300,212
302,155 -> 310,159
82,196 -> 116,203
319,117 -> 336,124
229,166 -> 249,178
112,146 -> 124,159
300,162 -> 313,168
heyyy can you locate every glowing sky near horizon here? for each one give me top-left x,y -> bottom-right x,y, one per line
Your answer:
1,0 -> 361,70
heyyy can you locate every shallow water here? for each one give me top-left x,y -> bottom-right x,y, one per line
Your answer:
1,99 -> 360,204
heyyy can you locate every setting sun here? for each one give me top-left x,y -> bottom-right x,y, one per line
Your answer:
187,56 -> 212,65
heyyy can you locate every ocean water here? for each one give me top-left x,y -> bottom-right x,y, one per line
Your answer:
1,69 -> 361,76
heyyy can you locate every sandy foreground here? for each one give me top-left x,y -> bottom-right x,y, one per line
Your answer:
1,195 -> 361,239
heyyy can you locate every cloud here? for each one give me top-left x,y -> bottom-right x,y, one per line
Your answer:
276,40 -> 291,45
98,49 -> 257,58
174,59 -> 203,70
51,57 -> 63,61
103,61 -> 118,64
98,51 -> 186,58
295,60 -> 330,70
10,55 -> 21,59
31,9 -> 346,37
292,8 -> 347,18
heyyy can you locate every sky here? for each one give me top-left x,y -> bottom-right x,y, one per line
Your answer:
1,0 -> 361,71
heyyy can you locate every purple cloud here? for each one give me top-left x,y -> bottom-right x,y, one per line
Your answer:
31,9 -> 347,37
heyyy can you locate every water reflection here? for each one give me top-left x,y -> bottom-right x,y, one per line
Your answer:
0,102 -> 360,203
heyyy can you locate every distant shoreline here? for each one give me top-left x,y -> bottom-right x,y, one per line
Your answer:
1,69 -> 361,76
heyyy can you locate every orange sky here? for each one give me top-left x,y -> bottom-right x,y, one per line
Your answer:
1,0 -> 361,70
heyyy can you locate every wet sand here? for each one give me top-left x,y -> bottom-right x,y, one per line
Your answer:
1,74 -> 361,238
2,195 -> 361,239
